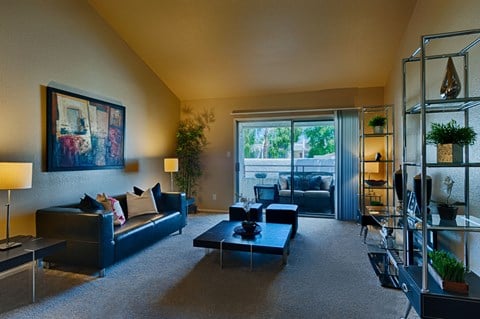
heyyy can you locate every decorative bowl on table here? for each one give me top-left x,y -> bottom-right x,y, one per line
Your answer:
365,179 -> 386,187
234,221 -> 262,238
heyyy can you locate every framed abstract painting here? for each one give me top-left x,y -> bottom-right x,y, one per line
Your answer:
46,87 -> 125,171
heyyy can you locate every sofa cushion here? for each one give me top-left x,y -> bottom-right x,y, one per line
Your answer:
133,183 -> 162,212
96,193 -> 126,226
114,213 -> 160,237
279,189 -> 304,198
320,176 -> 333,190
303,190 -> 330,199
308,175 -> 323,190
79,194 -> 104,211
126,188 -> 158,218
288,176 -> 310,191
278,175 -> 288,190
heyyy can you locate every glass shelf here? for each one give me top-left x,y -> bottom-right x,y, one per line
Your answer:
364,185 -> 394,190
366,205 -> 398,215
362,132 -> 394,137
406,97 -> 480,114
425,162 -> 480,168
361,159 -> 394,163
371,214 -> 404,231
407,213 -> 480,232
428,214 -> 480,231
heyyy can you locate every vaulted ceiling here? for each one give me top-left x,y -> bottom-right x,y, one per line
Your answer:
89,0 -> 417,100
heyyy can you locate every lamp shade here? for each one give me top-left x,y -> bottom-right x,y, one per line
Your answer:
0,162 -> 33,190
164,158 -> 178,173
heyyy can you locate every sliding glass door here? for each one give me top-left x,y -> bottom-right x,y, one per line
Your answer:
236,119 -> 335,217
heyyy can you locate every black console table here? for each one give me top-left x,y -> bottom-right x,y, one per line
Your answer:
0,236 -> 66,302
399,265 -> 480,318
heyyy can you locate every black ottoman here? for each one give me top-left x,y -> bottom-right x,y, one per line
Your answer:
229,202 -> 263,222
266,204 -> 298,238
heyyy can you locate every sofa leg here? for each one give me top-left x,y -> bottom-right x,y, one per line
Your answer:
99,268 -> 106,277
179,228 -> 183,235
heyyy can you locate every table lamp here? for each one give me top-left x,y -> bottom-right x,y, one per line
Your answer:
0,162 -> 32,250
164,158 -> 178,192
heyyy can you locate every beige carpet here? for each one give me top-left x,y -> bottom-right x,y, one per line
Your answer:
0,213 -> 419,318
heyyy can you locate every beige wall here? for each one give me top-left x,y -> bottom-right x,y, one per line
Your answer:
183,87 -> 384,211
0,1 -> 179,235
384,0 -> 480,273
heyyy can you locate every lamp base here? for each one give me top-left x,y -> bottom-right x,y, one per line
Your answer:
0,241 -> 21,251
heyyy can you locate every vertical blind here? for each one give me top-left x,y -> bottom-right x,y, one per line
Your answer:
335,110 -> 359,220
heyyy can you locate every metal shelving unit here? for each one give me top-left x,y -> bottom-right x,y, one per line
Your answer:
400,29 -> 480,319
358,105 -> 400,289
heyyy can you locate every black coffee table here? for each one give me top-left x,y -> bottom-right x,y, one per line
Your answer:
0,235 -> 66,302
193,220 -> 292,270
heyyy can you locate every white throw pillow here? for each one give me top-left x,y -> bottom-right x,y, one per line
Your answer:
126,188 -> 158,218
96,193 -> 126,226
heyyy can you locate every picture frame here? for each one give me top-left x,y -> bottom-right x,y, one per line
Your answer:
406,190 -> 420,217
46,87 -> 125,171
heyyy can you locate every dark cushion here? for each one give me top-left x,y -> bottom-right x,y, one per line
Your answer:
133,182 -> 162,212
288,176 -> 309,191
308,175 -> 323,190
79,193 -> 104,211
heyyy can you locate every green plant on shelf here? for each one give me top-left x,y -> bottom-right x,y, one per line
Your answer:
368,115 -> 387,127
428,249 -> 466,283
426,119 -> 476,146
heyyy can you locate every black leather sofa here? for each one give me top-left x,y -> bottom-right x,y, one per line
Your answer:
36,192 -> 187,276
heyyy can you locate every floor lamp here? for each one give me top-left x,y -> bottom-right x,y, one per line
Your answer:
164,158 -> 178,192
0,162 -> 32,250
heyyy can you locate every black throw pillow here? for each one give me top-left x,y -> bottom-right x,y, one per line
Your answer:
79,193 -> 104,211
308,175 -> 323,190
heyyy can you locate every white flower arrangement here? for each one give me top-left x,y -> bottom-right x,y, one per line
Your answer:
443,176 -> 454,206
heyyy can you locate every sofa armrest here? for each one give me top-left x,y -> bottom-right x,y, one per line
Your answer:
157,192 -> 188,227
329,184 -> 335,213
35,207 -> 115,269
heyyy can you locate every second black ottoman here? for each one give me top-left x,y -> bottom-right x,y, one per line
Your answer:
266,203 -> 298,238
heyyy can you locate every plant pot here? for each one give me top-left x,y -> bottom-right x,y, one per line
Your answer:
428,264 -> 469,294
437,205 -> 458,220
373,126 -> 384,134
437,143 -> 463,163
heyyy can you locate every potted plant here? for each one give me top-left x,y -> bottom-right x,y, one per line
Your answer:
437,176 -> 459,220
368,115 -> 387,134
175,106 -> 215,199
428,249 -> 468,294
426,119 -> 476,163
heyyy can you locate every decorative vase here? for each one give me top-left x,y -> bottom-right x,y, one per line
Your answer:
394,166 -> 403,210
437,143 -> 463,163
440,57 -> 461,99
242,220 -> 257,234
413,174 -> 432,214
373,126 -> 384,134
